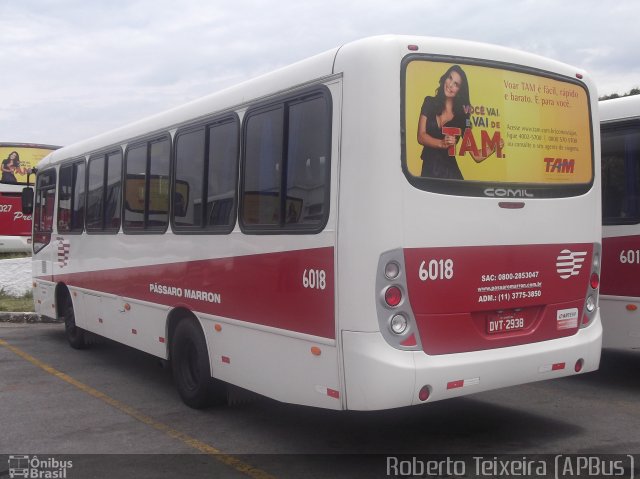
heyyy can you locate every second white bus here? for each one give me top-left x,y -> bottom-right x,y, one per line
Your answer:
600,94 -> 640,350
25,36 -> 602,410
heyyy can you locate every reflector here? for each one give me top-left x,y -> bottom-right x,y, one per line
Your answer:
418,386 -> 430,401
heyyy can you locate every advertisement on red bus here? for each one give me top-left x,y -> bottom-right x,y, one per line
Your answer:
0,143 -> 59,252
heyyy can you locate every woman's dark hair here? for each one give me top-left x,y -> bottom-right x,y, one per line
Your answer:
7,151 -> 20,164
433,65 -> 471,120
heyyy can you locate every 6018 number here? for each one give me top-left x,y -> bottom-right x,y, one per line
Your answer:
620,249 -> 640,265
303,269 -> 326,290
419,259 -> 454,281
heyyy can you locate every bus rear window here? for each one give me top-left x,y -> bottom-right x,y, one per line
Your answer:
402,57 -> 593,197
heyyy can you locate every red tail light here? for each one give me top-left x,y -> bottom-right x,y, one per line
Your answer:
590,273 -> 600,289
385,286 -> 402,307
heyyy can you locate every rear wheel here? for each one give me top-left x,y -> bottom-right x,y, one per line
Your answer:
63,300 -> 86,350
171,319 -> 225,408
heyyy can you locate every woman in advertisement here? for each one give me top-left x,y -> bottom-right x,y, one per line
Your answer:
1,151 -> 21,183
417,65 -> 500,179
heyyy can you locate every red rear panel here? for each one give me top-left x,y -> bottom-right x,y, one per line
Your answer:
404,243 -> 593,354
601,235 -> 640,297
0,195 -> 31,236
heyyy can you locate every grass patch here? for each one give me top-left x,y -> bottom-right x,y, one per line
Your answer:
0,290 -> 34,312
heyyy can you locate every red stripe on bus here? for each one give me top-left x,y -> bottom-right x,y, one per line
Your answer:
51,247 -> 336,339
601,235 -> 640,296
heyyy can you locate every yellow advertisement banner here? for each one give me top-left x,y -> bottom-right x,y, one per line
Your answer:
1,145 -> 58,184
405,60 -> 592,183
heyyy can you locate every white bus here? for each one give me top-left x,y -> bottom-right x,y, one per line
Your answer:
25,36 -> 602,410
599,94 -> 640,350
0,143 -> 59,253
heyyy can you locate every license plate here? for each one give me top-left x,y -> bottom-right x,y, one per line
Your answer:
487,311 -> 527,334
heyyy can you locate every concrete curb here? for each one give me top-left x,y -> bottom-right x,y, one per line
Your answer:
0,312 -> 62,323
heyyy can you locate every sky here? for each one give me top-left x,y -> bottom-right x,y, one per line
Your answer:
1,0 -> 638,147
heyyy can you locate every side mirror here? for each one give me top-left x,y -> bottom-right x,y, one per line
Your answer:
22,187 -> 34,215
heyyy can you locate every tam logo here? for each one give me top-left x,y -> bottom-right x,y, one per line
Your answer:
556,249 -> 587,279
544,157 -> 575,173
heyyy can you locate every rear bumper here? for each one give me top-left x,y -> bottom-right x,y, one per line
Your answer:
342,311 -> 602,410
0,235 -> 30,253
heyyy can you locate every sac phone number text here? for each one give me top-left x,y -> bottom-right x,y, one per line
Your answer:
482,271 -> 540,282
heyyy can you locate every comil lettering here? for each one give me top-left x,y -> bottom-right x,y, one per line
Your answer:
484,188 -> 534,198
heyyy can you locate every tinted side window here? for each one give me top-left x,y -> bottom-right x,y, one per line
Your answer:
148,138 -> 170,230
172,118 -> 239,233
124,136 -> 171,233
174,128 -> 206,229
105,151 -> 122,231
86,156 -> 105,231
242,106 -> 284,227
124,144 -> 147,230
602,121 -> 640,225
207,121 -> 239,228
241,90 -> 331,233
286,96 -> 330,226
86,151 -> 122,233
33,169 -> 57,253
57,161 -> 85,233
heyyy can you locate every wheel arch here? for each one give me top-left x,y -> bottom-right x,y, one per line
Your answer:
166,306 -> 203,360
54,282 -> 73,319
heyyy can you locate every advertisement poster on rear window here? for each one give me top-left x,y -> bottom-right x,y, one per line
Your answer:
404,60 -> 593,184
0,145 -> 58,184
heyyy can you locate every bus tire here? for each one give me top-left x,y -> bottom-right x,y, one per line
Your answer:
171,319 -> 225,409
63,302 -> 87,350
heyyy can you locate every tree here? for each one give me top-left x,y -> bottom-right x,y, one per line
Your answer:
600,88 -> 640,101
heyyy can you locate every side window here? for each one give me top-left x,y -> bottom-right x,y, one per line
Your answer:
602,122 -> 640,225
105,151 -> 122,231
172,117 -> 239,233
148,138 -> 170,229
286,96 -> 330,226
33,169 -> 57,253
241,90 -> 331,233
124,145 -> 146,230
57,161 -> 85,233
124,136 -> 171,232
86,156 -> 105,231
242,106 -> 284,227
86,151 -> 123,233
207,121 -> 239,228
174,128 -> 206,229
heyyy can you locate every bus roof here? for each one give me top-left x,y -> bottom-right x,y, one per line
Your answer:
599,94 -> 640,123
38,34 -> 591,170
0,142 -> 60,150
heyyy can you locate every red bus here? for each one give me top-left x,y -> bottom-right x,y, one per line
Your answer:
1,143 -> 59,252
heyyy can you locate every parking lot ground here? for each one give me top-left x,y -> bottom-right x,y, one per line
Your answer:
1,323 -> 640,478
